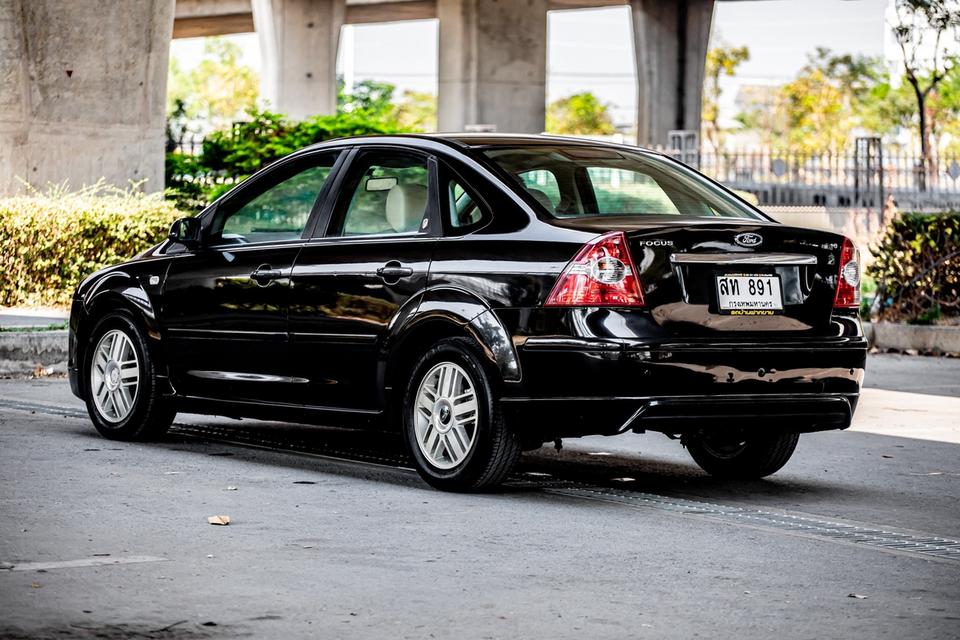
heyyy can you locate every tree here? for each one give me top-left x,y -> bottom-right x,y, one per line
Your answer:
891,0 -> 960,189
702,44 -> 750,155
546,92 -> 616,136
391,90 -> 437,132
338,78 -> 396,116
337,79 -> 437,131
166,37 -> 259,130
776,48 -> 885,155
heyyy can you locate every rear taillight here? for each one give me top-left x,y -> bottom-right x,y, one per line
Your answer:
545,231 -> 645,307
833,236 -> 861,309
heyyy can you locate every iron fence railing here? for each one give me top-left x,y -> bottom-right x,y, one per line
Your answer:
698,152 -> 960,191
695,151 -> 960,209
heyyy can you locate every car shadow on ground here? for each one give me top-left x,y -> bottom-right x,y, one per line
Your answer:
63,416 -> 875,507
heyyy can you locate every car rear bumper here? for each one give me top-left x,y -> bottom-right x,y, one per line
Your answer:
503,336 -> 866,439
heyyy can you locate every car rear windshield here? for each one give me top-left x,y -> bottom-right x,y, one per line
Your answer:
481,144 -> 765,220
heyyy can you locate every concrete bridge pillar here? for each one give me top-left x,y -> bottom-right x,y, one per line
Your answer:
437,0 -> 548,133
0,0 -> 174,194
629,0 -> 714,147
252,0 -> 345,120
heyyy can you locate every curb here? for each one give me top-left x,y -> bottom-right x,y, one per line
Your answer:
0,330 -> 68,376
864,322 -> 960,354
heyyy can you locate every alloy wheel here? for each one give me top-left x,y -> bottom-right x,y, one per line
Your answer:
413,362 -> 479,469
90,329 -> 140,423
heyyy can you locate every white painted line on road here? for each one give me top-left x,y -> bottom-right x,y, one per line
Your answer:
1,555 -> 167,572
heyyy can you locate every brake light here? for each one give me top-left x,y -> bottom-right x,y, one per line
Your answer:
833,236 -> 861,308
545,231 -> 645,307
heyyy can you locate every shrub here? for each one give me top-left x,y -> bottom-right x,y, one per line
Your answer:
867,212 -> 959,323
166,109 -> 403,210
0,183 -> 185,307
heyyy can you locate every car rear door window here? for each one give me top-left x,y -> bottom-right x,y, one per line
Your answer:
445,180 -> 487,229
338,152 -> 431,236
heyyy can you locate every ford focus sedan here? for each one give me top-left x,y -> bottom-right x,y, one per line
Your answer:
69,134 -> 866,491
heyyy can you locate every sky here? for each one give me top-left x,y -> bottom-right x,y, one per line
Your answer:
170,0 -> 892,128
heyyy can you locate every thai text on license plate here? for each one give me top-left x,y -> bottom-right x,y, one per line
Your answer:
716,274 -> 783,315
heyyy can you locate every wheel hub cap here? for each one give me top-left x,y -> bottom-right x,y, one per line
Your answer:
90,329 -> 140,424
413,362 -> 478,470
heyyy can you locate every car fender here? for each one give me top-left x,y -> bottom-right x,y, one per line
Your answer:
74,265 -> 170,396
385,286 -> 521,384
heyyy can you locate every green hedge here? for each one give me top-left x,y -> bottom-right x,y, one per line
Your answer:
167,110 -> 403,210
867,212 -> 959,324
0,184 -> 185,307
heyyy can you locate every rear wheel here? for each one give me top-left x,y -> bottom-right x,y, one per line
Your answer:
685,431 -> 799,479
84,313 -> 175,441
402,338 -> 520,491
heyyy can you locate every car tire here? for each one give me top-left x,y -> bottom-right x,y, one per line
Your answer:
402,337 -> 520,491
685,431 -> 799,479
84,312 -> 175,441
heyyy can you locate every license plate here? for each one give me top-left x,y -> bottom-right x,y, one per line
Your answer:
715,274 -> 783,315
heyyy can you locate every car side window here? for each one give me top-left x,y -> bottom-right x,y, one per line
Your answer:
338,152 -> 431,236
210,152 -> 339,246
445,179 -> 488,230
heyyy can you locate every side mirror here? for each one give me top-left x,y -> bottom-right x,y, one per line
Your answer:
168,217 -> 201,248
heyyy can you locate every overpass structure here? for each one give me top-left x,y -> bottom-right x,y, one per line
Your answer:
1,0 -> 716,194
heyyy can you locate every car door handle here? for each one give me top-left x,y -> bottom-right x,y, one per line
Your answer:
251,265 -> 283,284
376,263 -> 414,279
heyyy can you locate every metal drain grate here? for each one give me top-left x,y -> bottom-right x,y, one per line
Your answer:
0,399 -> 88,419
545,483 -> 960,562
170,423 -> 411,468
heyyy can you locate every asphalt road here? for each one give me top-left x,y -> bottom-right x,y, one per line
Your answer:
1,354 -> 958,639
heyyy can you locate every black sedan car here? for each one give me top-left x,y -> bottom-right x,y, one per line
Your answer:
69,134 -> 866,490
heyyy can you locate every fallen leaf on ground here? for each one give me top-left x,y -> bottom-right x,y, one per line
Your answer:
207,515 -> 231,526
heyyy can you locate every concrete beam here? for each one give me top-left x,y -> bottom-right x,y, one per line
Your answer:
630,0 -> 714,147
437,0 -> 548,133
173,13 -> 255,38
173,0 -> 437,36
252,0 -> 345,119
0,0 -> 174,194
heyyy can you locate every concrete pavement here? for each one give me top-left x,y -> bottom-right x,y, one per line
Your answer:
1,354 -> 958,639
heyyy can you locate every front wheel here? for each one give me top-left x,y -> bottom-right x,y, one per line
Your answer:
685,431 -> 799,479
84,313 -> 175,441
402,338 -> 520,491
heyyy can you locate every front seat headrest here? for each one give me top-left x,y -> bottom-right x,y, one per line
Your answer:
385,183 -> 428,233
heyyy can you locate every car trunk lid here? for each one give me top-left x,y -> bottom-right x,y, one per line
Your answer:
548,216 -> 848,335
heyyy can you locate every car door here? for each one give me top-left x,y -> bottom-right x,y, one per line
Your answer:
288,147 -> 438,410
161,150 -> 343,403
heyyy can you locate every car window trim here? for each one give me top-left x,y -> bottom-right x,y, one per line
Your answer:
204,148 -> 347,250
313,146 -> 440,240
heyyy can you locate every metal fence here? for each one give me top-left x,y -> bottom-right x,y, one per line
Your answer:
695,151 -> 960,211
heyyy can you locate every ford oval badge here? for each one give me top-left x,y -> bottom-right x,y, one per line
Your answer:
735,232 -> 763,248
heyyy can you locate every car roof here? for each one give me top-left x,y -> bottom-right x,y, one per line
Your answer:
302,132 -> 657,154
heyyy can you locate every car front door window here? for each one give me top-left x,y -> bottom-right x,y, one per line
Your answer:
211,155 -> 339,246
